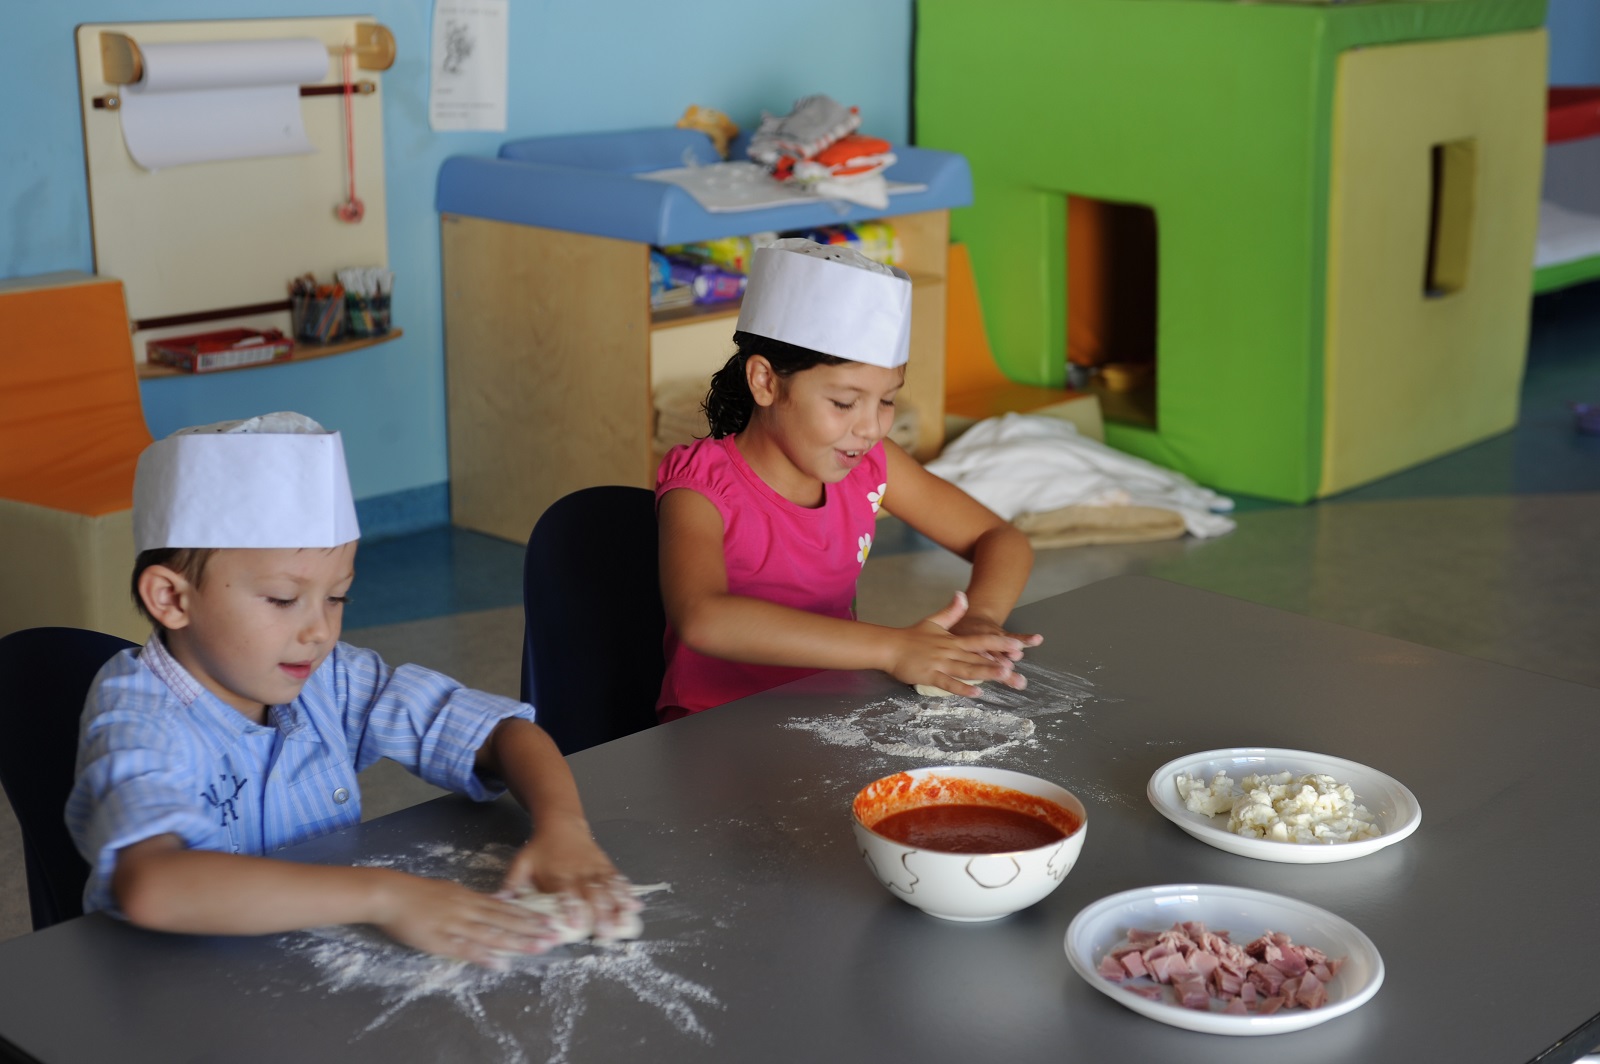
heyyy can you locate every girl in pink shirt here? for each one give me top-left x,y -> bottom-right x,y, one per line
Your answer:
656,240 -> 1041,720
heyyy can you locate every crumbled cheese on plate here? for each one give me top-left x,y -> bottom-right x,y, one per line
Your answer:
1174,771 -> 1382,844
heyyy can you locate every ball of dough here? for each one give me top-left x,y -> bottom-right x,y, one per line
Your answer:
508,887 -> 644,945
912,679 -> 981,698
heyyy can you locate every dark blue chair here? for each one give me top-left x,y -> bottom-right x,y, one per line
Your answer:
0,626 -> 139,930
521,486 -> 665,755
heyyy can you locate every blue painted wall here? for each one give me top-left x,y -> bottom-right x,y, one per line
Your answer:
0,0 -> 912,519
5,1 -> 1592,523
1549,0 -> 1600,85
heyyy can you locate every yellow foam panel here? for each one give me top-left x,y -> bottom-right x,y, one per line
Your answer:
1321,30 -> 1546,495
0,499 -> 146,642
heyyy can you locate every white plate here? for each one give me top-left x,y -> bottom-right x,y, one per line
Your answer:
1147,747 -> 1421,864
1065,883 -> 1384,1036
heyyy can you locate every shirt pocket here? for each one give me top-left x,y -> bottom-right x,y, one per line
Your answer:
279,761 -> 362,849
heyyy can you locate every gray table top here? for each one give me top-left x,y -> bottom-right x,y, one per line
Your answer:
3,575 -> 1598,1064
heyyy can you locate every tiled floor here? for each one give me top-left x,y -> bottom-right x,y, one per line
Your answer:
3,283 -> 1596,943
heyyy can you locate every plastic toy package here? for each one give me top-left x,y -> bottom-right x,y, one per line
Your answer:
748,95 -> 861,166
793,221 -> 901,267
650,249 -> 747,308
1571,402 -> 1600,436
662,235 -> 758,274
747,94 -> 896,209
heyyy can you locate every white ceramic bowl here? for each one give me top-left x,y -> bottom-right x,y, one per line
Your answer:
850,766 -> 1088,921
1147,747 -> 1422,864
1065,883 -> 1384,1035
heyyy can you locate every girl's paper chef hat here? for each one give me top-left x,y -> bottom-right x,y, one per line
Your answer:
133,411 -> 360,552
735,238 -> 912,369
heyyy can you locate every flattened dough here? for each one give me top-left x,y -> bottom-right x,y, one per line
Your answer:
913,679 -> 982,698
509,882 -> 665,945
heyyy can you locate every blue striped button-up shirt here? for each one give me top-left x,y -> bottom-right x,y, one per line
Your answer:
66,633 -> 537,915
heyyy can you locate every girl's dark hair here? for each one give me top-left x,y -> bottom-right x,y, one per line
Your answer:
703,331 -> 849,438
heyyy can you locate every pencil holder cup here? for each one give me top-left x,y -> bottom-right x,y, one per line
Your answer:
344,292 -> 391,338
292,293 -> 345,344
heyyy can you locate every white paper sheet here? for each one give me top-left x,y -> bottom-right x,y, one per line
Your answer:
429,0 -> 509,132
118,38 -> 326,170
637,162 -> 927,213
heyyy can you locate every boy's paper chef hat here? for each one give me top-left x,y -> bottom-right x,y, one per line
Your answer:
735,238 -> 912,369
133,411 -> 360,552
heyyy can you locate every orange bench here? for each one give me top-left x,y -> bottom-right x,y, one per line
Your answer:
0,273 -> 152,640
943,243 -> 1101,439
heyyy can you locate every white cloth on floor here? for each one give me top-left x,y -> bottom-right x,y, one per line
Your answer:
1535,200 -> 1600,269
925,413 -> 1236,539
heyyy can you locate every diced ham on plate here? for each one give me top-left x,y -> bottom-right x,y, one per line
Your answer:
1096,923 -> 1343,1016
1296,971 -> 1328,1010
1175,977 -> 1211,1010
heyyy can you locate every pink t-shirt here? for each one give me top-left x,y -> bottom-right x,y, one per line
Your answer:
655,434 -> 888,719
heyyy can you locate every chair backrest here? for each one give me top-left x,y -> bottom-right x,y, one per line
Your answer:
522,486 -> 665,755
0,626 -> 139,930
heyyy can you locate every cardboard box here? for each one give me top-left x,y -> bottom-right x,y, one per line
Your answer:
147,328 -> 293,374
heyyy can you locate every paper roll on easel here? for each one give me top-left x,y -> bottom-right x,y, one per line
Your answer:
119,38 -> 328,170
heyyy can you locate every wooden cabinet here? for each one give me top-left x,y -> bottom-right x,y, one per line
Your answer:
441,210 -> 950,544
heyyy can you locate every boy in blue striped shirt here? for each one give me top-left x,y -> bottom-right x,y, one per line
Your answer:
67,413 -> 635,967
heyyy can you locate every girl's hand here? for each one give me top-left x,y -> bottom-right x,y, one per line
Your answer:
948,612 -> 1043,661
369,870 -> 561,968
500,815 -> 641,939
888,592 -> 1031,697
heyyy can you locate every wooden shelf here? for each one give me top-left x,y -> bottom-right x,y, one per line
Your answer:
443,209 -> 952,542
651,300 -> 740,329
137,328 -> 403,379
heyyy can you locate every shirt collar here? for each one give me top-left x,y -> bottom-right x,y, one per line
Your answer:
138,631 -> 320,743
138,628 -> 205,706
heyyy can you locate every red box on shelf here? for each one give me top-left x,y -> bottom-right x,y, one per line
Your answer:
1547,87 -> 1600,144
146,328 -> 294,374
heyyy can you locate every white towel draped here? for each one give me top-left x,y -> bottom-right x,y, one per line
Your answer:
925,413 -> 1236,539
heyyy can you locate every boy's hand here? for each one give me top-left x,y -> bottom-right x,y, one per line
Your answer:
369,870 -> 562,968
501,814 -> 642,940
887,592 -> 1032,697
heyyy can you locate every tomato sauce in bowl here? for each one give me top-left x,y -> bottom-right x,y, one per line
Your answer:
855,772 -> 1083,853
850,767 -> 1089,920
871,804 -> 1067,853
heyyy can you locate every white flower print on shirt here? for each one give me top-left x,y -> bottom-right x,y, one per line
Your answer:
857,532 -> 873,566
867,483 -> 887,514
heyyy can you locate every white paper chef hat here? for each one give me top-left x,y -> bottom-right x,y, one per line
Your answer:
735,238 -> 912,368
133,412 -> 360,552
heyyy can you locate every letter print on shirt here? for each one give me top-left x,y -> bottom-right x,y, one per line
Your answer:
200,774 -> 248,826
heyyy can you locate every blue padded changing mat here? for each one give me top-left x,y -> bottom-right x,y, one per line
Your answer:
436,127 -> 972,247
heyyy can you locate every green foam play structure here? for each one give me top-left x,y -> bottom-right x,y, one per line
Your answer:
916,0 -> 1548,502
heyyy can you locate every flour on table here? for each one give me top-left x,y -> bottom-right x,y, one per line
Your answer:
866,702 -> 1034,760
787,696 -> 1035,762
786,660 -> 1117,779
279,843 -> 719,1064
